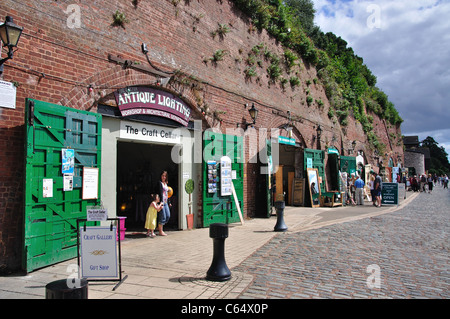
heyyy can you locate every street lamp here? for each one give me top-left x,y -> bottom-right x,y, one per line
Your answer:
247,103 -> 258,124
237,103 -> 259,130
0,16 -> 23,73
349,140 -> 357,154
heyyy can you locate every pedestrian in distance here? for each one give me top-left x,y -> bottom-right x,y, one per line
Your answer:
427,174 -> 434,193
145,194 -> 163,238
372,171 -> 382,207
412,175 -> 419,192
368,173 -> 375,204
354,174 -> 365,205
421,174 -> 427,192
347,173 -> 356,206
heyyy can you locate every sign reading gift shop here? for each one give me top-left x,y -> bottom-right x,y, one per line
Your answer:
114,87 -> 191,126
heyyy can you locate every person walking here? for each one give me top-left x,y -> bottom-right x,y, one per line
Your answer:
354,174 -> 365,205
368,173 -> 375,204
420,174 -> 427,192
427,174 -> 434,193
372,171 -> 382,207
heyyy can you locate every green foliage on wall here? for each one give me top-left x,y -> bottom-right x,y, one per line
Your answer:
230,0 -> 403,152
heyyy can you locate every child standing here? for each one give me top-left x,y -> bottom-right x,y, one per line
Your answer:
145,194 -> 163,238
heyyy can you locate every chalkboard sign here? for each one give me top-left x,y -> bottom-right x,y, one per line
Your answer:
381,182 -> 399,205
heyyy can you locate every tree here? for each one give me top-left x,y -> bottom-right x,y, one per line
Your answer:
421,136 -> 450,175
283,0 -> 316,35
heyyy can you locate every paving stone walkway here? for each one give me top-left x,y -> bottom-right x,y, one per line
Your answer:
235,187 -> 450,299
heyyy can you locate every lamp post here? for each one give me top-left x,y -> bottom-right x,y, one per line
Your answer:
0,16 -> 23,74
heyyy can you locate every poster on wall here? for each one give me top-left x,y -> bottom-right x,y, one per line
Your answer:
0,80 -> 16,109
62,148 -> 75,174
207,161 -> 218,194
43,178 -> 53,198
220,156 -> 232,196
63,174 -> 73,191
82,167 -> 99,199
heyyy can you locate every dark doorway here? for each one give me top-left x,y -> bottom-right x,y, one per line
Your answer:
116,141 -> 179,230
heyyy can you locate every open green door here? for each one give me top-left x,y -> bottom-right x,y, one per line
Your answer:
304,148 -> 326,194
340,155 -> 356,176
202,131 -> 244,227
23,99 -> 102,272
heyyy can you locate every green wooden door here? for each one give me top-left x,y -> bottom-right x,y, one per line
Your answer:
304,148 -> 326,193
23,99 -> 102,272
202,131 -> 244,227
340,156 -> 356,175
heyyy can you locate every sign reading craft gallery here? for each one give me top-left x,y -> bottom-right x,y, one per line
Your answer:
114,86 -> 191,126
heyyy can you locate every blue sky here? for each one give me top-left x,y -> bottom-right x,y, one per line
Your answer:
312,0 -> 450,160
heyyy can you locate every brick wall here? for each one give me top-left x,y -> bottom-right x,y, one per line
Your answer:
0,0 -> 403,272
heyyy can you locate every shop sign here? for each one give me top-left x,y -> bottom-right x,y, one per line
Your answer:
114,86 -> 191,126
327,148 -> 339,155
119,120 -> 181,144
278,136 -> 296,146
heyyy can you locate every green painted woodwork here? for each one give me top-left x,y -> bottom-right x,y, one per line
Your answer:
23,99 -> 102,272
202,131 -> 244,227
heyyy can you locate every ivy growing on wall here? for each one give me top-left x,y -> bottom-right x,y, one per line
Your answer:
229,0 -> 402,153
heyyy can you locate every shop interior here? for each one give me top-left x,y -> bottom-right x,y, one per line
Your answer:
275,144 -> 303,206
116,141 -> 179,230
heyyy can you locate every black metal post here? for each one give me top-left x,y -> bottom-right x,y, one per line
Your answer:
274,200 -> 288,232
206,223 -> 231,281
45,279 -> 88,299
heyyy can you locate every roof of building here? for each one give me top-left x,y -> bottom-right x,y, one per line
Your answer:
403,135 -> 420,146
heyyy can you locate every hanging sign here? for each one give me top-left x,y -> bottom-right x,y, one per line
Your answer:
80,226 -> 118,278
114,87 -> 191,126
87,208 -> 108,221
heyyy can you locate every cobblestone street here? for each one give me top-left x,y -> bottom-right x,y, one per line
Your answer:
235,187 -> 450,299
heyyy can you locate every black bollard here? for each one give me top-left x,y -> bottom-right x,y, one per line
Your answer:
206,223 -> 231,281
45,278 -> 88,299
274,200 -> 288,232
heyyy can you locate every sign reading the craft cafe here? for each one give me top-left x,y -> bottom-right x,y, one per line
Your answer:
114,87 -> 191,126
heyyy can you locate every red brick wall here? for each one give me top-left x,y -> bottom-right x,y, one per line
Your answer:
0,0 -> 403,272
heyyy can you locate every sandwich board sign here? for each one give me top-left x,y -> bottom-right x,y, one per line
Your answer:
381,182 -> 399,205
77,218 -> 127,290
79,226 -> 118,279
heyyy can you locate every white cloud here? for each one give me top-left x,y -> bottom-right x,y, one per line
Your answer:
313,0 -> 450,160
